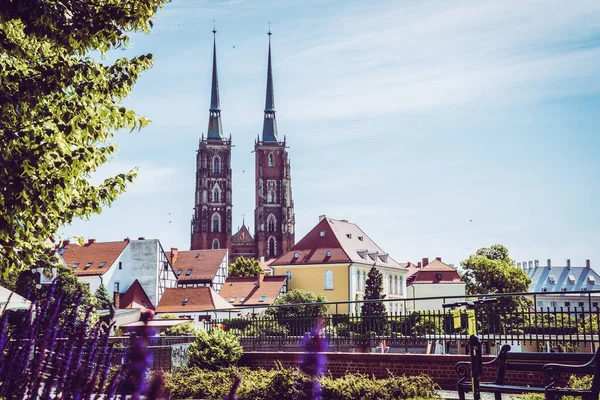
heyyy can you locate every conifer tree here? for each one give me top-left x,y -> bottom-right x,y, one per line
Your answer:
361,266 -> 387,334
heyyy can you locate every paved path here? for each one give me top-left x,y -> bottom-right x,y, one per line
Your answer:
438,389 -> 521,400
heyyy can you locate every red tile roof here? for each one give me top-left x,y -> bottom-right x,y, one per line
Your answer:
271,217 -> 402,269
155,287 -> 234,313
219,275 -> 287,306
173,249 -> 227,282
407,259 -> 464,284
120,279 -> 155,311
59,240 -> 129,276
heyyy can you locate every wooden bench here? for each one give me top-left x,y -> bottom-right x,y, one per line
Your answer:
455,344 -> 600,400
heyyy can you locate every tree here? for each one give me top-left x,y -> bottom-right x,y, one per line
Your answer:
187,328 -> 243,370
265,289 -> 328,335
229,256 -> 263,278
95,283 -> 115,322
361,266 -> 387,334
0,0 -> 167,280
460,244 -> 531,311
163,322 -> 198,336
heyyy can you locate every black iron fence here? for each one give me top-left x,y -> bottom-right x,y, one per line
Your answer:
204,290 -> 600,354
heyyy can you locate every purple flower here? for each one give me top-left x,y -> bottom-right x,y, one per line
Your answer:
299,318 -> 328,400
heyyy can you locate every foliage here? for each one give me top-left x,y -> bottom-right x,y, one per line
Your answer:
513,375 -> 594,400
14,256 -> 95,334
361,266 -> 387,334
229,256 -> 263,278
460,245 -> 531,311
265,289 -> 329,334
165,367 -> 441,400
94,284 -> 113,310
0,0 -> 167,280
158,313 -> 178,320
187,328 -> 243,370
163,322 -> 199,336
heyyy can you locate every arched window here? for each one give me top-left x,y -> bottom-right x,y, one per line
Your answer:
324,270 -> 333,290
267,214 -> 276,233
212,185 -> 221,203
212,156 -> 221,173
388,275 -> 393,294
268,236 -> 276,257
394,276 -> 398,294
362,271 -> 366,290
211,213 -> 220,233
356,270 -> 361,290
212,239 -> 220,249
267,189 -> 275,204
268,153 -> 274,167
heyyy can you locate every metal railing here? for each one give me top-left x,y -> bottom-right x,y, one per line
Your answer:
203,290 -> 600,353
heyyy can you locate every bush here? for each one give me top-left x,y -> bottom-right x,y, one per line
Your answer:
165,367 -> 441,400
163,322 -> 199,336
187,328 -> 243,370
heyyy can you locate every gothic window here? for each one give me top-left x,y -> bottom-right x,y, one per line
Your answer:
267,214 -> 276,233
268,236 -> 276,257
324,270 -> 333,290
212,155 -> 221,173
267,189 -> 275,204
202,190 -> 207,203
211,213 -> 220,233
268,153 -> 274,167
212,239 -> 220,249
212,185 -> 221,203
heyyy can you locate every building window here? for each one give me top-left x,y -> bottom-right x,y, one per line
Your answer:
177,269 -> 182,276
435,273 -> 442,280
268,236 -> 276,257
285,270 -> 292,280
537,301 -> 543,307
98,261 -> 106,268
259,295 -> 267,302
73,263 -> 79,269
565,302 -> 571,307
268,153 -> 274,167
84,262 -> 93,270
394,276 -> 398,294
212,213 -> 220,233
119,261 -> 122,270
398,276 -> 403,294
324,270 -> 333,290
240,296 -> 246,303
114,282 -> 120,292
551,301 -> 557,307
229,297 -> 237,303
212,186 -> 221,203
212,156 -> 221,173
182,297 -> 189,305
212,239 -> 220,249
362,271 -> 366,290
267,214 -> 276,233
388,275 -> 392,294
186,269 -> 192,276
356,270 -> 361,290
578,302 -> 585,307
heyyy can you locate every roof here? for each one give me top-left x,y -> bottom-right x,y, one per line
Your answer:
262,34 -> 279,142
173,249 -> 227,282
406,259 -> 464,285
219,275 -> 287,306
271,217 -> 402,269
0,286 -> 32,311
526,264 -> 600,293
232,224 -> 254,245
155,287 -> 234,313
120,279 -> 155,311
59,240 -> 129,276
120,319 -> 193,328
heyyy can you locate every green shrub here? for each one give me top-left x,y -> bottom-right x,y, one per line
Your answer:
163,322 -> 198,336
187,328 -> 243,370
513,374 -> 594,400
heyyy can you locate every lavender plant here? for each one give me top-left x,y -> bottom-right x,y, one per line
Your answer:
298,318 -> 328,400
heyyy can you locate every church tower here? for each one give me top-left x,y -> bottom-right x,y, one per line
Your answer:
254,31 -> 295,260
191,29 -> 233,251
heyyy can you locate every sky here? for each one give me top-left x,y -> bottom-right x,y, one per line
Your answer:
66,0 -> 600,269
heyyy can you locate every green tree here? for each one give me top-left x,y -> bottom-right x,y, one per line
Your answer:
228,256 -> 263,278
0,0 -> 167,280
94,283 -> 115,322
361,266 -> 387,334
163,322 -> 199,336
460,244 -> 531,311
187,328 -> 243,370
265,289 -> 328,334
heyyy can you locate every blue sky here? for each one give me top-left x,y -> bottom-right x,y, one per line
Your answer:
66,0 -> 600,268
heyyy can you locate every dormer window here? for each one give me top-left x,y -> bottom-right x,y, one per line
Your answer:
588,276 -> 596,284
346,234 -> 351,239
186,269 -> 192,276
98,261 -> 106,268
548,275 -> 556,284
259,295 -> 267,302
357,251 -> 366,259
293,252 -> 300,259
229,297 -> 237,303
568,274 -> 575,284
240,296 -> 246,302
542,287 -> 547,292
358,236 -> 363,241
561,286 -> 567,292
436,273 -> 442,280
182,297 -> 189,305
176,269 -> 182,276
72,263 -> 79,269
326,251 -> 332,257
84,262 -> 93,270
319,231 -> 326,237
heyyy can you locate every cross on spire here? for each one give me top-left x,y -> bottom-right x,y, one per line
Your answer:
268,21 -> 272,35
212,19 -> 217,34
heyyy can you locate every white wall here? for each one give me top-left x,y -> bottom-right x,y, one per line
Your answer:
405,283 -> 466,311
349,263 -> 407,315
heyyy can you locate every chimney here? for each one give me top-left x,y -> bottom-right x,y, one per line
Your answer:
124,237 -> 130,242
435,257 -> 442,262
534,260 -> 539,268
88,238 -> 96,244
586,259 -> 591,270
63,239 -> 70,246
318,215 -> 326,222
258,271 -> 265,287
417,262 -> 422,268
113,291 -> 120,309
422,258 -> 429,267
528,261 -> 533,269
170,248 -> 179,265
517,262 -> 521,268
566,259 -> 571,270
547,259 -> 551,270
137,237 -> 145,240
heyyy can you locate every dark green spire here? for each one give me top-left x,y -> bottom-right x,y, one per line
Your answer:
262,30 -> 279,142
207,28 -> 223,140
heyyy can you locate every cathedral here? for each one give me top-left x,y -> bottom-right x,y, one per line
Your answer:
190,29 -> 295,263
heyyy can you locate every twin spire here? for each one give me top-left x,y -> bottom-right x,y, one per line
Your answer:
206,29 -> 279,142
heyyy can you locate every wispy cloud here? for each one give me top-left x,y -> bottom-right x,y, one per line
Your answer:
90,160 -> 182,195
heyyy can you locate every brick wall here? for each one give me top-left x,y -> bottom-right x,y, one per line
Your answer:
239,352 -> 556,390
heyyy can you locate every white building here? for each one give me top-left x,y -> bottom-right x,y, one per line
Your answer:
405,257 -> 466,311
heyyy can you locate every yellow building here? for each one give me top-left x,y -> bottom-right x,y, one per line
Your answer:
270,216 -> 407,314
